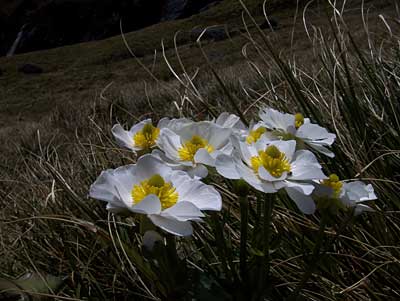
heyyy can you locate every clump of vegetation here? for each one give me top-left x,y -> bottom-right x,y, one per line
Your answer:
1,1 -> 399,300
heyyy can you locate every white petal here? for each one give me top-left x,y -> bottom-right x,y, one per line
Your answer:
172,172 -> 222,211
209,128 -> 233,150
259,182 -> 278,193
151,149 -> 181,167
269,140 -> 296,161
343,181 -> 377,202
215,154 -> 241,179
307,143 -> 335,158
162,201 -> 205,221
297,123 -> 335,143
217,142 -> 234,156
285,181 -> 315,195
194,148 -> 216,166
187,164 -> 209,179
259,107 -> 295,131
135,154 -> 172,180
111,124 -> 136,150
216,112 -> 247,130
158,128 -> 183,162
238,139 -> 258,165
296,123 -> 336,156
236,163 -> 277,193
364,184 -> 377,201
290,166 -> 327,181
272,180 -> 287,190
89,165 -> 136,208
128,119 -> 152,136
290,150 -> 327,180
215,112 -> 231,125
158,117 -> 193,131
285,187 -> 316,214
177,121 -> 209,140
131,194 -> 162,215
179,122 -> 232,150
156,117 -> 171,129
89,170 -> 120,203
148,215 -> 193,236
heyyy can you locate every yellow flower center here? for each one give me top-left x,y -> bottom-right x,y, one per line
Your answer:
246,127 -> 266,144
321,174 -> 343,197
133,123 -> 160,149
178,135 -> 214,162
131,174 -> 178,210
294,113 -> 304,129
250,145 -> 291,178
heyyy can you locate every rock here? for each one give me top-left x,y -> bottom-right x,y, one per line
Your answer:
18,63 -> 43,74
0,68 -> 3,76
161,0 -> 189,21
260,18 -> 279,30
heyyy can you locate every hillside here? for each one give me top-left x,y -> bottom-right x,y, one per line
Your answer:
0,0 -> 394,136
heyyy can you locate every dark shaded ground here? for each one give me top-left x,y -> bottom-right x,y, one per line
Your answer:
0,0 -> 220,56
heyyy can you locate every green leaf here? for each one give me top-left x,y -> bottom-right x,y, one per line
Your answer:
0,272 -> 66,300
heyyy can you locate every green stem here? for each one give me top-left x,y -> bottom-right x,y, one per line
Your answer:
252,192 -> 263,246
255,195 -> 275,300
239,195 -> 249,283
165,234 -> 179,268
290,213 -> 328,300
211,212 -> 233,281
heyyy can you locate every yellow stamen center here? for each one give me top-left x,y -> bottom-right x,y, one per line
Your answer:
294,113 -> 304,129
321,174 -> 343,197
178,135 -> 214,162
250,145 -> 291,178
131,174 -> 178,210
133,123 -> 160,149
246,127 -> 266,144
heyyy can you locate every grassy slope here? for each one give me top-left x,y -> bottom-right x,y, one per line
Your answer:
0,0 -> 277,120
0,0 -> 391,132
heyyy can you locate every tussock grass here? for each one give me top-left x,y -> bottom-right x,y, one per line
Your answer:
1,0 -> 400,300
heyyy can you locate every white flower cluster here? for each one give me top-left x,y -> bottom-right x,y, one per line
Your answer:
89,107 -> 377,236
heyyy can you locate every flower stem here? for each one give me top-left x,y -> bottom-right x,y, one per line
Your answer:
211,212 -> 234,281
239,195 -> 249,283
290,213 -> 328,300
165,234 -> 179,268
255,194 -> 275,299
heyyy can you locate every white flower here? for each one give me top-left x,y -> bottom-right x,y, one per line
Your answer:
242,122 -> 268,144
89,154 -> 222,236
258,107 -> 336,157
111,117 -> 192,152
157,121 -> 233,176
150,149 -> 209,179
213,113 -> 271,146
214,112 -> 247,132
311,174 -> 376,215
215,136 -> 327,214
